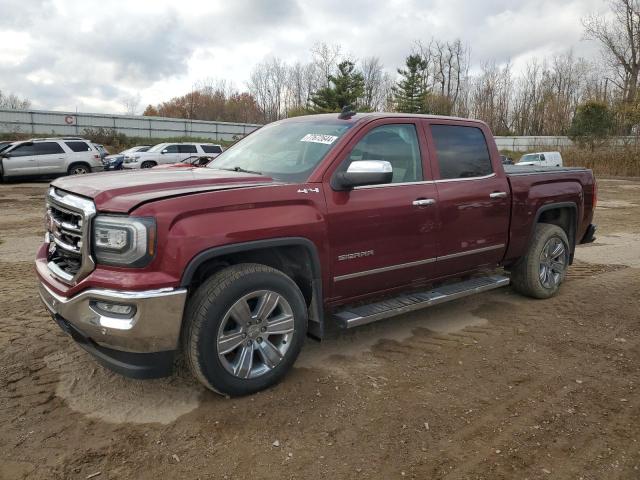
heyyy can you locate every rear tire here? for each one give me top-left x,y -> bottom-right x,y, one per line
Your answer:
141,161 -> 156,169
67,163 -> 90,175
511,223 -> 570,299
182,263 -> 308,396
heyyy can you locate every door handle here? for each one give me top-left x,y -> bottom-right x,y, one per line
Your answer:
412,198 -> 436,206
489,192 -> 508,199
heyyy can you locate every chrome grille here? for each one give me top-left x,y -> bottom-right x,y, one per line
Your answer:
45,187 -> 96,284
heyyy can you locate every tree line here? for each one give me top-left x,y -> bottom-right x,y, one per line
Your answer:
4,0 -> 639,140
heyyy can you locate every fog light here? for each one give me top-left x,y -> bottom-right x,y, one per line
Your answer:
92,300 -> 136,318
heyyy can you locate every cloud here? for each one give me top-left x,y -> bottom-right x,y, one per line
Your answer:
0,0 -> 608,112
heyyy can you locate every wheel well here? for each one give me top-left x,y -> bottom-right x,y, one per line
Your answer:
68,161 -> 91,171
537,206 -> 576,254
187,245 -> 315,307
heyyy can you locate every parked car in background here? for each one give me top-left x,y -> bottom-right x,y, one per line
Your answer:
500,155 -> 514,165
0,141 -> 13,153
104,145 -> 151,171
517,151 -> 563,167
154,155 -> 216,169
123,142 -> 223,169
93,144 -> 109,161
0,137 -> 103,180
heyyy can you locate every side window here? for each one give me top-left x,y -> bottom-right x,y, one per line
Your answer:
34,142 -> 64,155
179,145 -> 197,154
7,143 -> 37,157
345,124 -> 422,184
202,145 -> 222,154
163,144 -> 179,153
431,125 -> 492,179
65,141 -> 91,152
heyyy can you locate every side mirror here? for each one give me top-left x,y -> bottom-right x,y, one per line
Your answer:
332,160 -> 393,190
161,149 -> 167,154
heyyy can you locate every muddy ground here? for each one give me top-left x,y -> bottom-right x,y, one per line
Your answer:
0,178 -> 639,480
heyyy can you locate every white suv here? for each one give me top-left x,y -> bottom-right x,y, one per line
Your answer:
0,138 -> 104,180
123,142 -> 224,169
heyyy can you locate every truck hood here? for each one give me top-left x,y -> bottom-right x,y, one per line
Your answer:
51,168 -> 277,213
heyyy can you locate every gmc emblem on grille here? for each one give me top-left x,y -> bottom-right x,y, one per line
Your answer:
338,250 -> 374,261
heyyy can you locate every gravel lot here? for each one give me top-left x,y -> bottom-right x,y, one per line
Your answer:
1,178 -> 639,479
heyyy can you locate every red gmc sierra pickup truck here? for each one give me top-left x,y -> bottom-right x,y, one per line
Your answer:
36,112 -> 597,396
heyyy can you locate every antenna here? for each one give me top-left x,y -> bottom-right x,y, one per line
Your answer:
338,105 -> 356,120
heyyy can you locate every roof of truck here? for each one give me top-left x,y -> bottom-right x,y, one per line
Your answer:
280,111 -> 487,126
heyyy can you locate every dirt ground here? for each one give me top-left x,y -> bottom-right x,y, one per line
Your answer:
0,178 -> 639,480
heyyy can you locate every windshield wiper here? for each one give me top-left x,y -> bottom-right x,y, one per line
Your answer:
218,166 -> 263,175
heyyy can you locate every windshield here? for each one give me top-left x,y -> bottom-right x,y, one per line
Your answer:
208,120 -> 354,182
147,143 -> 168,153
0,143 -> 12,153
519,154 -> 540,163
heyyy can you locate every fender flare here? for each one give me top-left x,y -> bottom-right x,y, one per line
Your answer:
529,201 -> 578,260
180,237 -> 325,339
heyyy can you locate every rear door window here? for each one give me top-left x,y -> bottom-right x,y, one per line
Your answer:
431,125 -> 493,179
35,142 -> 65,155
178,145 -> 197,154
65,141 -> 91,152
202,145 -> 223,154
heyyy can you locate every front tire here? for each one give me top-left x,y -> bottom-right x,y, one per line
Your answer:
140,161 -> 156,169
511,223 -> 570,299
182,263 -> 308,396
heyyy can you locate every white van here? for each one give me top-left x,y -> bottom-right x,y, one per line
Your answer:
517,151 -> 563,167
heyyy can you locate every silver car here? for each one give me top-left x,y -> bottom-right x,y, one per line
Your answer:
0,137 -> 104,180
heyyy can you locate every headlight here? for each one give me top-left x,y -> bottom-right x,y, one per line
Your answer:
92,216 -> 156,267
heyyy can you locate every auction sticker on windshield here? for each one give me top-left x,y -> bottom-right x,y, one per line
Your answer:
300,134 -> 338,144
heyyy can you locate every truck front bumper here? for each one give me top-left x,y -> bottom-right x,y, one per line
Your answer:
38,281 -> 187,378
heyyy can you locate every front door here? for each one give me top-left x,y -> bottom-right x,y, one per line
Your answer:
1,143 -> 39,176
325,120 -> 439,302
425,122 -> 510,277
160,144 -> 181,164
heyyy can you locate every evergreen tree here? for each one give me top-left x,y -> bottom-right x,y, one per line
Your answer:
568,101 -> 614,151
393,54 -> 428,113
311,61 -> 365,112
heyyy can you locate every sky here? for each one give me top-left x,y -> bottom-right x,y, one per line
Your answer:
0,0 -> 610,114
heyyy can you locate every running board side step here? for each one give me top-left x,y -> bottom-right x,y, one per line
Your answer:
333,275 -> 510,329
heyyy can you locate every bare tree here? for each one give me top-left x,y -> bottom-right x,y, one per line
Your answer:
122,93 -> 141,116
0,90 -> 31,110
311,42 -> 342,88
583,0 -> 640,105
248,57 -> 289,122
360,56 -> 389,110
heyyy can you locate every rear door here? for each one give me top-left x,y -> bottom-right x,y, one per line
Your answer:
425,121 -> 510,277
178,144 -> 198,161
33,142 -> 67,174
201,144 -> 223,158
324,119 -> 440,302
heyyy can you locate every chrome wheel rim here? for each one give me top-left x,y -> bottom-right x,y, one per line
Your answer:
539,237 -> 567,289
217,290 -> 295,379
72,167 -> 87,174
